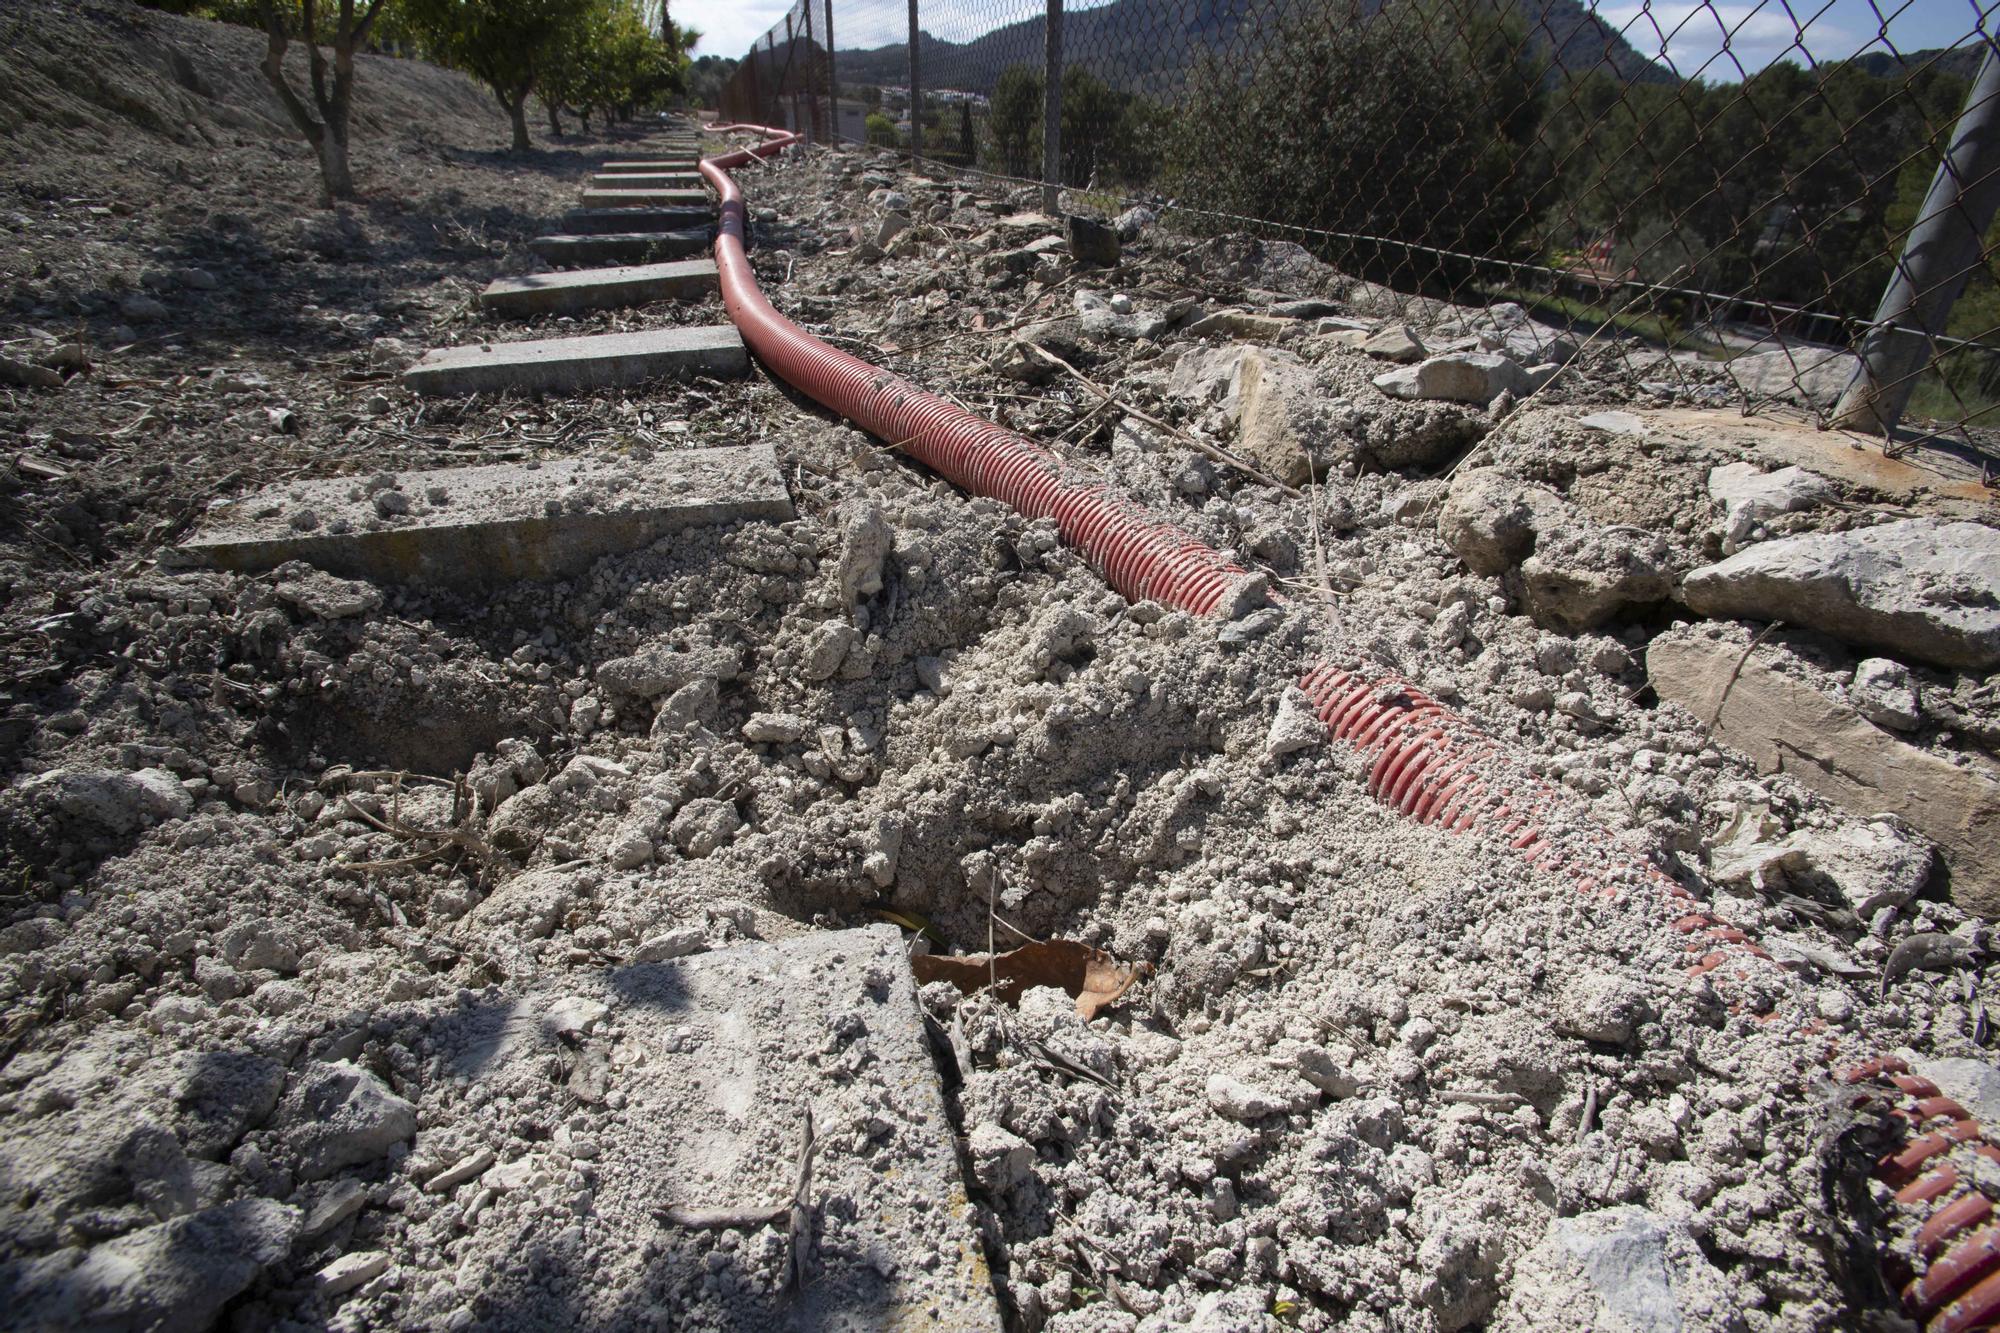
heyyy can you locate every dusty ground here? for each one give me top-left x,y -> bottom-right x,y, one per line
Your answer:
4,3 -> 2000,1331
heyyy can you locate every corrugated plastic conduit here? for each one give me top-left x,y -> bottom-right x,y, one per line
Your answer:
697,123 -> 1999,1331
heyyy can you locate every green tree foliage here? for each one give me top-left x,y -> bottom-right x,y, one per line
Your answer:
685,54 -> 737,110
540,0 -> 685,133
1163,1 -> 1548,281
864,111 -> 899,148
981,64 -> 1159,187
402,0 -> 597,151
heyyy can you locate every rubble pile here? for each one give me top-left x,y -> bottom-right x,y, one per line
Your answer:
3,11 -> 2000,1328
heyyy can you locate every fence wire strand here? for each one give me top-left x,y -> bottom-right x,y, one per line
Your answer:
718,0 -> 2000,447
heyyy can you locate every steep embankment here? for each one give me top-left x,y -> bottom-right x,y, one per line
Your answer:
0,0 -> 504,177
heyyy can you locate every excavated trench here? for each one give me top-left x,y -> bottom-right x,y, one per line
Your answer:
701,122 -> 2000,1333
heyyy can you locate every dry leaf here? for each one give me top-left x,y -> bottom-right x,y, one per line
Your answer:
912,940 -> 1151,1019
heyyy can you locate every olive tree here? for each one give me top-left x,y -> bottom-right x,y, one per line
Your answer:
404,0 -> 595,151
257,0 -> 389,202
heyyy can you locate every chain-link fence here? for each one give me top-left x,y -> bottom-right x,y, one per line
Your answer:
718,1 -> 2000,450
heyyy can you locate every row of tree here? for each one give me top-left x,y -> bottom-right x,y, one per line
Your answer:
142,0 -> 696,202
867,2 -> 1984,353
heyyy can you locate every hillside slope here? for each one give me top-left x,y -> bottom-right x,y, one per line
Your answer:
0,0 -> 505,177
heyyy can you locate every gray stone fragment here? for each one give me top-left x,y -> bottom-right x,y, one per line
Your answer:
1373,352 -> 1529,405
1551,1207 -> 1690,1333
1851,657 -> 1920,731
12,1198 -> 297,1333
1361,324 -> 1426,363
1554,972 -> 1650,1045
172,1051 -> 284,1160
1064,214 -> 1120,265
1682,518 -> 2000,670
19,768 -> 192,835
1517,525 -> 1675,632
283,1062 -> 417,1181
1439,468 -> 1569,576
968,1123 -> 1035,1194
1728,347 -> 1860,408
1918,1057 -> 2000,1126
1705,462 -> 1833,554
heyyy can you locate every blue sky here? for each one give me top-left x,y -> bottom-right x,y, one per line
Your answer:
685,0 -> 1995,81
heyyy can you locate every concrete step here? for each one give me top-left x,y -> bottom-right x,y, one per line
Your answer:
478,259 -> 719,317
403,325 -> 746,396
174,446 -> 792,586
530,231 -> 711,265
589,172 -> 703,190
579,187 -> 709,209
422,925 -> 1002,1328
561,206 -> 711,235
600,160 -> 703,174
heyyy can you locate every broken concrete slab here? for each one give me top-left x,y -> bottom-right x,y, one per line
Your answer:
588,172 -> 704,190
175,447 -> 792,587
1374,352 -> 1537,405
1728,346 -> 1860,409
531,231 -> 711,266
578,187 -> 709,210
477,259 -> 719,317
403,324 -> 745,396
560,206 -> 712,235
1705,461 -> 1833,554
1648,629 -> 2000,917
1681,518 -> 2000,671
423,924 -> 1000,1329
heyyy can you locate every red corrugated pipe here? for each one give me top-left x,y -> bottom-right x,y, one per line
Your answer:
692,124 -> 1994,1329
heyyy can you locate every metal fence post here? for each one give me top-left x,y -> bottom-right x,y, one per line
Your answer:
907,0 -> 922,161
1042,0 -> 1062,214
1833,44 -> 2000,435
801,5 -> 816,146
766,31 -> 779,127
824,0 -> 837,143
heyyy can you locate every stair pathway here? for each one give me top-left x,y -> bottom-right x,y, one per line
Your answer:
579,186 -> 708,209
403,325 -> 744,396
478,258 -> 719,316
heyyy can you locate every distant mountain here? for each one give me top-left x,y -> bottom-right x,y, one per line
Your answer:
826,0 -> 1677,98
1850,43 -> 1991,85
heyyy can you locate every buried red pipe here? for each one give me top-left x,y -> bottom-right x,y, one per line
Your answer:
695,127 -> 2000,1329
699,128 -> 1265,619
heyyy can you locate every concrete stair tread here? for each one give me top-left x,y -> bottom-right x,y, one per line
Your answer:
479,259 -> 719,315
174,447 -> 791,585
579,187 -> 709,208
403,324 -> 746,396
530,231 -> 711,265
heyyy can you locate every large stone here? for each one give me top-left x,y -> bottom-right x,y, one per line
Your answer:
282,1062 -> 418,1180
1064,213 -> 1120,266
9,1198 -> 297,1333
1439,467 -> 1569,575
1373,352 -> 1531,405
423,926 -> 1000,1328
1705,462 -> 1834,554
18,767 -> 192,835
1681,518 -> 2000,671
477,259 -> 719,317
1707,817 -> 1934,917
177,448 -> 791,587
1508,1206 -> 1735,1333
1728,346 -> 1860,409
403,325 -> 746,396
1517,525 -> 1674,631
1648,629 -> 2000,916
1232,347 -> 1327,487
530,230 -> 711,266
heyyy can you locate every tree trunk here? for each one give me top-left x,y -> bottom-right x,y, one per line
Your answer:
316,133 -> 355,200
580,108 -> 592,133
547,101 -> 562,137
508,97 -> 530,152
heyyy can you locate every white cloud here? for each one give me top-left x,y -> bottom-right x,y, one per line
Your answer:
680,0 -> 793,58
1594,3 -> 1860,77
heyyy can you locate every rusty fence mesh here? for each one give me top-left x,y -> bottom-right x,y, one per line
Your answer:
717,1 -> 2000,452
